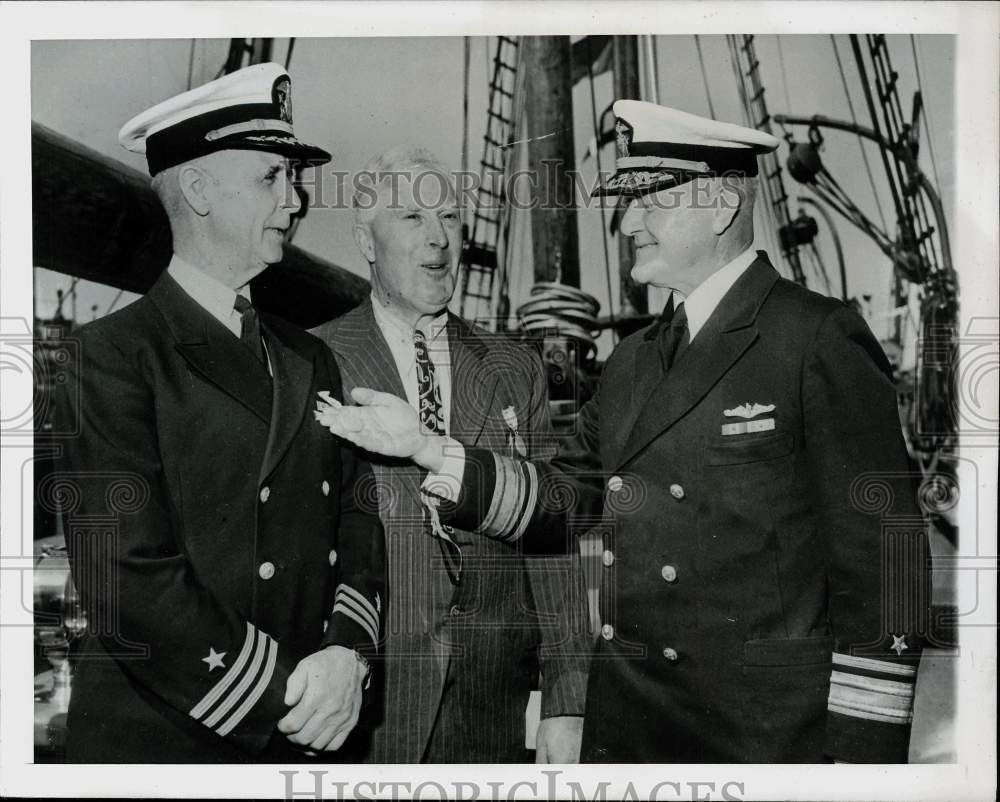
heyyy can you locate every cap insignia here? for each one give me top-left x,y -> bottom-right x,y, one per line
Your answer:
272,76 -> 293,124
615,118 -> 633,160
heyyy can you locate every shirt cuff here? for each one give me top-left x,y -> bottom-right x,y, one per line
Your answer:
420,437 -> 466,502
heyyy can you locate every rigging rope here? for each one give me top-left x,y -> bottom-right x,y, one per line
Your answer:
725,36 -> 783,273
585,38 -> 616,341
776,35 -> 792,112
186,39 -> 197,90
910,35 -> 943,194
830,34 -> 888,233
694,35 -> 717,119
105,288 -> 126,317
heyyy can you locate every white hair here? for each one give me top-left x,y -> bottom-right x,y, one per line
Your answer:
352,145 -> 455,226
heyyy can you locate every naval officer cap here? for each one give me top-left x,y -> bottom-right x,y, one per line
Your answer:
119,62 -> 332,176
595,99 -> 779,197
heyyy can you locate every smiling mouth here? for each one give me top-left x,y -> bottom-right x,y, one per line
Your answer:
422,262 -> 450,271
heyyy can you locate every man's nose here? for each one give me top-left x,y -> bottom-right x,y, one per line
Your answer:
426,215 -> 448,248
619,198 -> 645,238
280,172 -> 302,214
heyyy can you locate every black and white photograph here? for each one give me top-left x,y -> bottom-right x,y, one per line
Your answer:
1,2 -> 996,800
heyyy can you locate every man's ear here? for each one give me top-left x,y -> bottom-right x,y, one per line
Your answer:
353,222 -> 376,263
177,164 -> 212,217
711,180 -> 743,236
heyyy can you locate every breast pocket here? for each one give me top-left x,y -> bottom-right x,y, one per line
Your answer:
705,431 -> 794,466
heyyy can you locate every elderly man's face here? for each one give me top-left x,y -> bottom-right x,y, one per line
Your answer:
203,150 -> 301,277
620,178 -> 719,296
362,170 -> 462,320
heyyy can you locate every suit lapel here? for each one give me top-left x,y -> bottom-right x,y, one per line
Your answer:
447,314 -> 502,447
328,300 -> 424,503
149,272 -> 273,423
616,257 -> 779,468
258,318 -> 314,483
329,300 -> 408,399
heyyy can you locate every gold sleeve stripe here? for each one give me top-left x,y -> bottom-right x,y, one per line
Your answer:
333,601 -> 379,646
478,453 -> 530,541
828,702 -> 913,726
510,461 -> 539,543
831,670 -> 915,697
832,652 -> 916,677
497,456 -> 526,540
216,636 -> 278,736
828,675 -> 915,725
477,452 -> 511,538
190,623 -> 256,720
336,585 -> 379,635
203,629 -> 269,728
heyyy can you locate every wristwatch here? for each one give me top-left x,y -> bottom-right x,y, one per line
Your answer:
355,649 -> 372,689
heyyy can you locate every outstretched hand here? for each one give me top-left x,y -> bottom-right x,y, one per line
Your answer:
314,388 -> 427,459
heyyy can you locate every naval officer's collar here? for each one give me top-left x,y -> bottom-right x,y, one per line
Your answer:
167,254 -> 251,339
676,247 -> 758,342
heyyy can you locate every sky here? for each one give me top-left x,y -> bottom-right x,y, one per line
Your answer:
31,34 -> 955,358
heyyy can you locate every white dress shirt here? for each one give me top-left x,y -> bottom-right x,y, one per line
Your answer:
167,255 -> 270,374
371,295 -> 453,435
670,247 -> 758,342
167,254 -> 251,338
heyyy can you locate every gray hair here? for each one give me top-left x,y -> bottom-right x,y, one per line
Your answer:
352,145 -> 456,226
150,165 -> 186,220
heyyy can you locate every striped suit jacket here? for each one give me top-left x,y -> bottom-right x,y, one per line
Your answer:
313,300 -> 590,763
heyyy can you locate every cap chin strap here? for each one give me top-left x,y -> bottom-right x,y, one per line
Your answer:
205,119 -> 294,141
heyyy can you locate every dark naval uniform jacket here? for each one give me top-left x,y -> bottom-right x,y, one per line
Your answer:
53,270 -> 386,763
312,300 -> 590,763
444,255 -> 928,763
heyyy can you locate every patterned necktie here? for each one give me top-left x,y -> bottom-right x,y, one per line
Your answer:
658,302 -> 689,372
413,329 -> 462,584
233,295 -> 265,365
413,330 -> 445,435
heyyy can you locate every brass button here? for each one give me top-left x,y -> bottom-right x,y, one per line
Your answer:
602,549 -> 615,567
661,564 -> 677,583
608,475 -> 623,493
259,486 -> 271,503
328,549 -> 338,566
669,483 -> 685,500
258,561 -> 275,580
321,480 -> 330,496
601,623 -> 614,640
662,647 -> 679,661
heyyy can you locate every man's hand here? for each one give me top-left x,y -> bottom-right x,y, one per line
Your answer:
535,716 -> 584,763
278,645 -> 367,752
315,388 -> 448,471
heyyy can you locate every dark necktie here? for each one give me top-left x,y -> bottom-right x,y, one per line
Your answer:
413,330 -> 445,435
658,301 -> 689,372
233,295 -> 265,365
413,330 -> 462,584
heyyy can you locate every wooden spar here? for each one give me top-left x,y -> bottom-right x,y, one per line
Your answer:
31,122 -> 368,328
522,36 -> 580,287
612,35 -> 647,315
